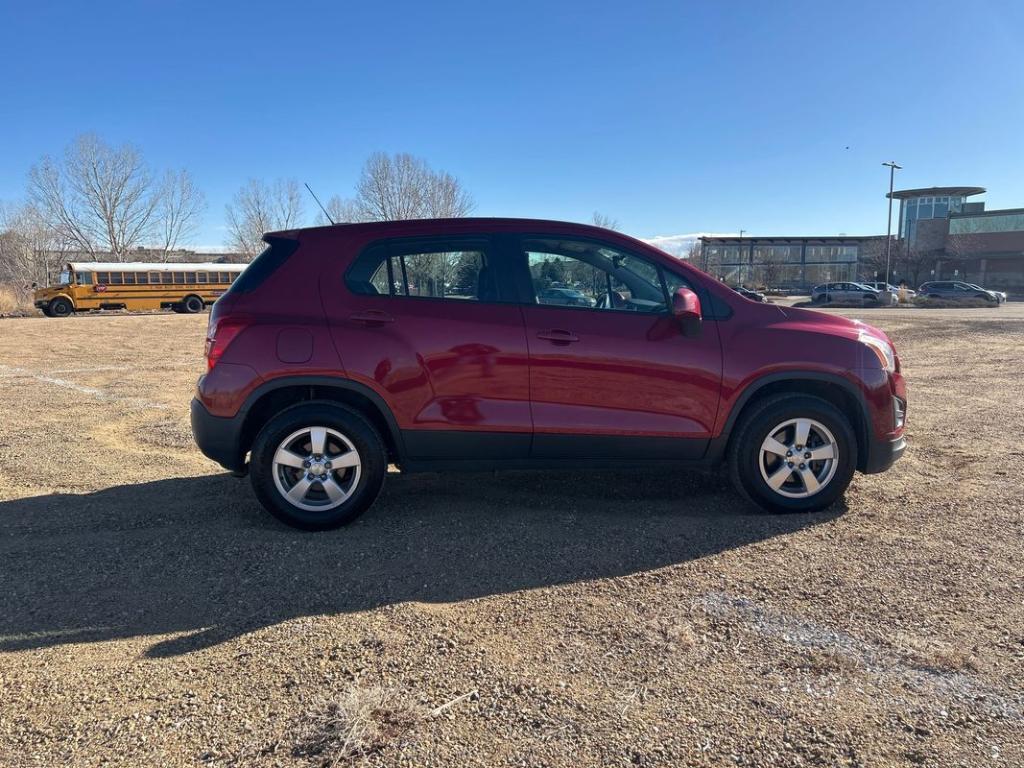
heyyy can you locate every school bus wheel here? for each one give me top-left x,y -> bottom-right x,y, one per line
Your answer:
182,295 -> 204,314
49,297 -> 73,317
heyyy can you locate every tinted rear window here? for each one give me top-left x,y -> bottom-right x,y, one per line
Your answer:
229,236 -> 299,294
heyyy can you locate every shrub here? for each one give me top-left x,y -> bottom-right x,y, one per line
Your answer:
0,283 -> 34,315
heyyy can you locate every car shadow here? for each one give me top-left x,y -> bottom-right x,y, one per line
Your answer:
0,470 -> 842,657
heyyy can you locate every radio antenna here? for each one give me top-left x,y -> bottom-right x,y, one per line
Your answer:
304,183 -> 335,225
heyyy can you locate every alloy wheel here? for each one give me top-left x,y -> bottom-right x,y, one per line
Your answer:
758,418 -> 839,499
271,426 -> 362,512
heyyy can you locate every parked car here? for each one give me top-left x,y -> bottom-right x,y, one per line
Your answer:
917,281 -> 1003,304
811,282 -> 882,304
537,286 -> 596,307
191,219 -> 907,530
964,283 -> 1007,303
734,286 -> 767,302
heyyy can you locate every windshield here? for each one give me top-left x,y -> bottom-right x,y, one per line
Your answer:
59,270 -> 71,285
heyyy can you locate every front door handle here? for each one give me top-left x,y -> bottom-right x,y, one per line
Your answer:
349,310 -> 395,326
537,329 -> 579,343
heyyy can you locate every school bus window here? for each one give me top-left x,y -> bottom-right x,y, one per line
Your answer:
110,273 -> 124,285
197,272 -> 208,283
173,272 -> 185,284
185,271 -> 197,283
136,272 -> 148,285
160,272 -> 173,284
77,272 -> 93,285
97,272 -> 110,283
123,272 -> 137,285
149,272 -> 160,284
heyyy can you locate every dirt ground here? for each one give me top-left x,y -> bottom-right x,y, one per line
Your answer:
0,305 -> 1022,768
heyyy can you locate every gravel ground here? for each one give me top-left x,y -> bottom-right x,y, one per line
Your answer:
0,305 -> 1022,768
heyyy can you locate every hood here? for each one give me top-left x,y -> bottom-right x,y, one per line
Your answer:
776,304 -> 892,345
33,286 -> 64,300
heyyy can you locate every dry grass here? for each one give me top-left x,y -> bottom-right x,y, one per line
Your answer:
0,283 -> 32,315
912,296 -> 995,309
892,631 -> 979,673
292,686 -> 423,766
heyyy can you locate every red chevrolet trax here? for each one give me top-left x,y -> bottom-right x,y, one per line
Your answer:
191,219 -> 907,530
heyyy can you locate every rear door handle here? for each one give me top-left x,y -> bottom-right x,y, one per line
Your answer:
537,329 -> 579,343
349,310 -> 395,326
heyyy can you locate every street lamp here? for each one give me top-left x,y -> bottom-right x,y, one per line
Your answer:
882,161 -> 902,285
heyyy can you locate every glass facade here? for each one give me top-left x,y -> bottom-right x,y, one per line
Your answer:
900,194 -> 966,242
702,241 -> 859,289
949,212 -> 1024,235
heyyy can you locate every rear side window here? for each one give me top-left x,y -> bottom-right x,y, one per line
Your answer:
229,236 -> 299,294
347,239 -> 498,302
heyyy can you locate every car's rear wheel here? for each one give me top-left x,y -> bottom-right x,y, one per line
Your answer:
728,394 -> 857,513
249,402 -> 387,530
49,297 -> 73,317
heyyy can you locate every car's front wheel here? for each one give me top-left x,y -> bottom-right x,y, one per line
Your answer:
249,402 -> 387,530
728,394 -> 857,513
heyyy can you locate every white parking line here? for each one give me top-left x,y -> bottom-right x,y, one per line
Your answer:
697,592 -> 1021,720
0,364 -> 168,411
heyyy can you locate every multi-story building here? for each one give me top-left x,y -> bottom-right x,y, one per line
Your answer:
699,184 -> 1024,294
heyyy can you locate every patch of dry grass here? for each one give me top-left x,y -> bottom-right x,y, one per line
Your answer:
292,686 -> 424,766
893,631 -> 979,673
0,283 -> 33,315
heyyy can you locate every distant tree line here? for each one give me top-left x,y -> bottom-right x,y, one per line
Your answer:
0,136 -> 480,290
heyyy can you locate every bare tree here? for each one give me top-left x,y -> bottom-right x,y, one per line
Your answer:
27,134 -> 205,260
224,178 -> 305,258
317,195 -> 365,226
686,241 -> 703,264
351,152 -> 474,221
591,212 -> 618,231
0,201 -> 69,287
155,169 -> 206,257
29,135 -> 157,259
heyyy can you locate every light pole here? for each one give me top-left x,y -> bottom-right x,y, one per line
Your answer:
882,161 -> 902,285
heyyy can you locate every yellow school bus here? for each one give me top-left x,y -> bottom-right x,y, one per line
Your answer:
33,262 -> 248,317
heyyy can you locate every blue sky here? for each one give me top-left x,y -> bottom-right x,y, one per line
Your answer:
2,0 -> 1023,249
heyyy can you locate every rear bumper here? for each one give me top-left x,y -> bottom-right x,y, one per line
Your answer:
190,397 -> 247,472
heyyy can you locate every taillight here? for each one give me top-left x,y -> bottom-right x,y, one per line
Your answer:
205,316 -> 250,371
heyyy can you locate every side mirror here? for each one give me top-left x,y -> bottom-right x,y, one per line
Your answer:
671,287 -> 702,337
31,282 -> 38,289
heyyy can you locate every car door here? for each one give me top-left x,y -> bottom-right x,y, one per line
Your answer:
328,234 -> 532,461
514,234 -> 723,460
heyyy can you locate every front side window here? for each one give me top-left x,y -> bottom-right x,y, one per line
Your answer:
348,240 -> 496,302
77,271 -> 93,285
524,238 -> 670,313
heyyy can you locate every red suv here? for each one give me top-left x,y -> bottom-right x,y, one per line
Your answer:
191,219 -> 906,530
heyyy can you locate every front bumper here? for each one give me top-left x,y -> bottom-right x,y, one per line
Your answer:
863,433 -> 906,474
190,397 -> 247,473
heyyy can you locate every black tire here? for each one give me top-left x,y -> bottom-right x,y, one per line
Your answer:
727,394 -> 857,514
49,297 -> 73,317
182,295 -> 204,314
249,402 -> 387,530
